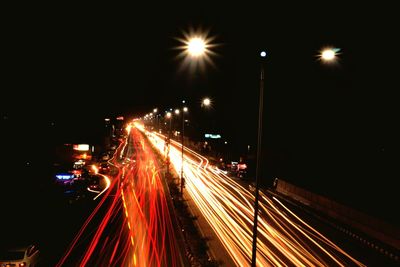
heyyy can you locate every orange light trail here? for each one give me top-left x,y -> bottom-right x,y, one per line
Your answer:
141,124 -> 366,267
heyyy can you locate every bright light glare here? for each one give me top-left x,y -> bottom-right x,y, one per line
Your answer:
183,107 -> 188,112
188,37 -> 206,57
260,51 -> 267,57
174,109 -> 180,115
166,112 -> 172,118
176,28 -> 217,73
320,47 -> 341,63
73,144 -> 89,151
202,98 -> 211,107
322,50 -> 335,60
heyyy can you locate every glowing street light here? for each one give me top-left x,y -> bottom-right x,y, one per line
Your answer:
202,97 -> 211,107
176,28 -> 217,73
174,109 -> 180,115
179,101 -> 188,195
319,47 -> 340,63
187,37 -> 206,57
153,108 -> 158,113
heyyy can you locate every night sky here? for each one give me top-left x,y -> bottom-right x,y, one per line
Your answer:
2,3 -> 397,224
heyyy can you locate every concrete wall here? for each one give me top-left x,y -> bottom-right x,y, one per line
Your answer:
275,179 -> 400,250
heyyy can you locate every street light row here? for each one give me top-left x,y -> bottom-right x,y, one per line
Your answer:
143,97 -> 211,121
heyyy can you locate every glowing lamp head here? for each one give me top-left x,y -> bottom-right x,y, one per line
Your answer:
321,49 -> 335,61
202,97 -> 211,107
183,107 -> 188,112
166,112 -> 172,119
260,51 -> 267,57
320,47 -> 340,62
153,108 -> 158,113
187,37 -> 206,57
174,109 -> 180,115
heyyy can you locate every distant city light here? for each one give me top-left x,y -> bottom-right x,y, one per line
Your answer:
73,144 -> 89,151
205,134 -> 221,139
56,174 -> 74,180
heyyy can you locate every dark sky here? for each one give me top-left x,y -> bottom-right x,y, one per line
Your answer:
2,3 -> 398,223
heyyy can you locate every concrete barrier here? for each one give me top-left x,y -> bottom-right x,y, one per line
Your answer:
275,179 -> 400,250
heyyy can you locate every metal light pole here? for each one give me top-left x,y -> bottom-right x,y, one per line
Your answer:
153,108 -> 158,131
181,100 -> 188,196
180,101 -> 186,195
251,50 -> 267,267
166,111 -> 172,176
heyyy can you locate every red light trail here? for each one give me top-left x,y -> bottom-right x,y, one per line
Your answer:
56,128 -> 183,267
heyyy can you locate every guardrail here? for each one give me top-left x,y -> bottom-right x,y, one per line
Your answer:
275,179 -> 400,252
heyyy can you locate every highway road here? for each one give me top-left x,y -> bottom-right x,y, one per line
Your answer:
140,121 -> 398,267
56,126 -> 186,267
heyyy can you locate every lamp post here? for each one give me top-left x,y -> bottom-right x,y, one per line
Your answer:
201,97 -> 212,144
251,50 -> 267,267
153,108 -> 158,131
166,111 -> 172,139
165,111 -> 172,175
180,101 -> 188,195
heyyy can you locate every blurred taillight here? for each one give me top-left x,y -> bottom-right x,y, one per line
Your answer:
19,263 -> 26,267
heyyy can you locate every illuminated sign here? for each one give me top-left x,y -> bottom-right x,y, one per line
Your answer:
56,173 -> 74,180
73,144 -> 90,151
204,134 -> 221,139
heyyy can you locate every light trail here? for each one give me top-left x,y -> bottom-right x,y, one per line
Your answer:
140,122 -> 366,267
86,165 -> 112,199
93,172 -> 111,200
56,126 -> 183,267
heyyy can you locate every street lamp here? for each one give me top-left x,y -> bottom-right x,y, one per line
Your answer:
153,108 -> 159,132
176,29 -> 217,73
201,97 -> 211,107
166,112 -> 172,137
319,47 -> 340,63
165,111 -> 173,175
251,50 -> 267,267
187,37 -> 206,57
180,100 -> 188,195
